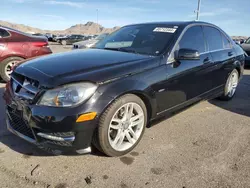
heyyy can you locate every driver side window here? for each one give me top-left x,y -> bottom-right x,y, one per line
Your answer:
177,26 -> 205,53
168,25 -> 205,62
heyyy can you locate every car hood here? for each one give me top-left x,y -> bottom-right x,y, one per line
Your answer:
15,49 -> 157,87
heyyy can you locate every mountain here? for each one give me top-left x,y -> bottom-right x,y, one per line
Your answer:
62,22 -> 119,35
0,20 -> 44,34
0,20 -> 120,35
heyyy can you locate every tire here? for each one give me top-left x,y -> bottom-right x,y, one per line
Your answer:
94,94 -> 147,157
219,69 -> 239,101
61,40 -> 67,45
0,57 -> 24,82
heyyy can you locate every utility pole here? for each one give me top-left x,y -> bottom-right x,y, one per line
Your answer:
96,9 -> 99,25
196,0 -> 201,21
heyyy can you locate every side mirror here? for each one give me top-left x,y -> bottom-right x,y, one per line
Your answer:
175,48 -> 200,60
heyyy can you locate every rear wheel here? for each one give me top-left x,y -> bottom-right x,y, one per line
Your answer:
219,69 -> 239,100
94,94 -> 147,157
0,57 -> 24,82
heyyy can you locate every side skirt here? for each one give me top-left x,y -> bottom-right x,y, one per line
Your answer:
150,85 -> 224,123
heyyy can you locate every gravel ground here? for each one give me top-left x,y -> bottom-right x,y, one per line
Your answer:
0,45 -> 250,188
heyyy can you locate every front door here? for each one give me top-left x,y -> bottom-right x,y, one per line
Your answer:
155,25 -> 214,113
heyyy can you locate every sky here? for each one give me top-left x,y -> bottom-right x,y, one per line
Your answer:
1,0 -> 249,36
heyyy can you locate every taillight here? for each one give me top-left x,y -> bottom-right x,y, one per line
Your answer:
31,41 -> 48,47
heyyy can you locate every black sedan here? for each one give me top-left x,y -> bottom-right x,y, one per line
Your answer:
4,21 -> 245,156
59,34 -> 85,45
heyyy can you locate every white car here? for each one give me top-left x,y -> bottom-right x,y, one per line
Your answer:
72,33 -> 108,50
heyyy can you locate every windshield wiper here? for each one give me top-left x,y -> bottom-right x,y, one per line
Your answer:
102,47 -> 138,54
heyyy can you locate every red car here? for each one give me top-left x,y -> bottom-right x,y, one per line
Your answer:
0,26 -> 52,81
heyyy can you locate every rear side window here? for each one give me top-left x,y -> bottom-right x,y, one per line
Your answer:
221,33 -> 231,49
0,29 -> 10,38
177,26 -> 205,53
203,26 -> 223,51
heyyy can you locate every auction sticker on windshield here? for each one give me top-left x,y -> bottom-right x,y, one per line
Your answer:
153,27 -> 177,33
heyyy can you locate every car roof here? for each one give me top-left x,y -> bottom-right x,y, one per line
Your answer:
0,25 -> 23,33
126,21 -> 215,27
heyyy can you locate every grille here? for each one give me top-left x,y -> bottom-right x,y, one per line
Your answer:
8,109 -> 35,139
39,139 -> 73,147
11,72 -> 39,102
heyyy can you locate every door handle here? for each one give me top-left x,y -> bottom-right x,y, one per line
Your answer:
228,52 -> 233,56
203,57 -> 212,64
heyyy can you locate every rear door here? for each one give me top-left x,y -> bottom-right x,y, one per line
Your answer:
202,26 -> 234,89
0,28 -> 10,57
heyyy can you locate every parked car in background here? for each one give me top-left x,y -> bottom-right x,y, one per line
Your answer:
58,34 -> 85,45
54,34 -> 68,42
45,33 -> 55,41
0,26 -> 52,81
241,38 -> 250,66
241,37 -> 250,56
4,21 -> 245,156
72,33 -> 108,49
32,33 -> 46,38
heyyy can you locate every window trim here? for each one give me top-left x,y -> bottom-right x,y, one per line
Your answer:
0,28 -> 11,38
167,23 -> 233,64
220,32 -> 232,49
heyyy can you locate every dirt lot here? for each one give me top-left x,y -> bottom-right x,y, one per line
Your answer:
0,45 -> 250,188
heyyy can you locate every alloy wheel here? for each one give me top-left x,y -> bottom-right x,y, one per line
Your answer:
5,61 -> 18,79
108,102 -> 145,151
227,71 -> 238,97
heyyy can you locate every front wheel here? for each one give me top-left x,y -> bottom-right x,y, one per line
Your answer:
94,94 -> 147,157
219,69 -> 239,101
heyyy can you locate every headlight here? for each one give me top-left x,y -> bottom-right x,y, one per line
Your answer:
38,82 -> 97,107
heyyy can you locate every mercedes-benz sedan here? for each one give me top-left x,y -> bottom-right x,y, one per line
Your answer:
4,21 -> 245,156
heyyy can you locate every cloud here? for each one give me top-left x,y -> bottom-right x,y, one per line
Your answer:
12,0 -> 25,2
43,0 -> 153,12
189,8 -> 232,18
10,0 -> 37,3
39,14 -> 64,20
135,0 -> 160,3
44,0 -> 85,8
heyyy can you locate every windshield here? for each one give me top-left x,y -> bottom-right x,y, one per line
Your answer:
94,24 -> 177,56
96,33 -> 108,40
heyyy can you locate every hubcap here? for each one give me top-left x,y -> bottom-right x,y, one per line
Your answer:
5,61 -> 19,78
108,102 -> 145,151
227,72 -> 238,97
